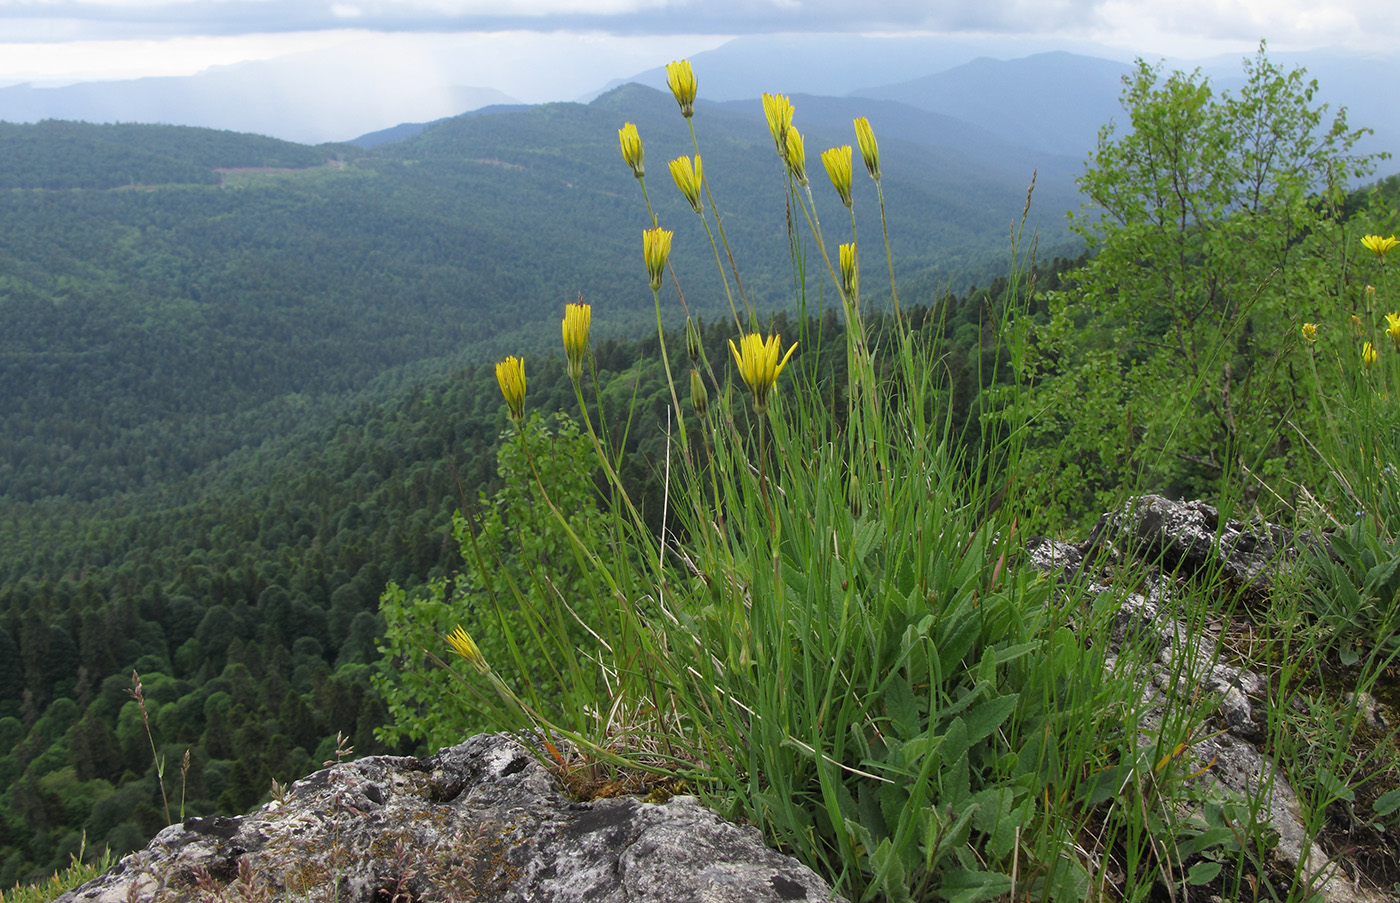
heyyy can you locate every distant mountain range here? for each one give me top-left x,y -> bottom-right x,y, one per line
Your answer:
1,35 -> 1396,174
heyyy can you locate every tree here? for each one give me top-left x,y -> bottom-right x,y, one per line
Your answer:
1015,44 -> 1381,527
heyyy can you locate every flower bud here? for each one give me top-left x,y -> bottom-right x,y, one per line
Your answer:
618,122 -> 644,178
669,155 -> 704,213
822,145 -> 853,207
853,117 -> 880,181
839,243 -> 858,300
686,318 -> 704,362
666,60 -> 697,118
785,127 -> 808,186
689,369 -> 709,418
643,227 -> 672,292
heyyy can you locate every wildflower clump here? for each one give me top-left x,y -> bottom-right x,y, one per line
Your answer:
729,332 -> 797,414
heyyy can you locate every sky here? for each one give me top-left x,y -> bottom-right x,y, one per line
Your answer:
0,0 -> 1393,100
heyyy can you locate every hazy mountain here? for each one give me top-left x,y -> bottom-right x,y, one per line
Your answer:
852,52 -> 1132,161
0,59 -> 517,146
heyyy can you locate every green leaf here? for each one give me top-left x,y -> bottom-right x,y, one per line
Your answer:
1373,787 -> 1400,817
1185,860 -> 1222,885
962,694 -> 1019,747
936,869 -> 1014,903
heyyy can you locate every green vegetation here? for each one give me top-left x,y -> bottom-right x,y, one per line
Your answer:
378,48 -> 1400,902
6,44 -> 1400,903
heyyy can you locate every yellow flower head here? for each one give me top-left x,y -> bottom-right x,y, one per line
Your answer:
666,60 -> 697,117
689,368 -> 709,418
447,625 -> 491,675
1364,341 -> 1378,370
728,332 -> 798,413
618,122 -> 644,178
839,242 -> 858,300
643,227 -> 672,292
562,301 -> 591,381
853,116 -> 881,181
1301,322 -> 1317,343
822,145 -> 853,207
669,155 -> 704,214
762,93 -> 793,154
1387,312 -> 1400,348
1362,234 -> 1399,259
495,356 -> 526,421
785,126 -> 808,185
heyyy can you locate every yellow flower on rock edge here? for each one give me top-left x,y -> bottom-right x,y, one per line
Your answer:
447,625 -> 491,675
1387,313 -> 1400,348
853,116 -> 880,181
562,301 -> 591,382
1363,341 -> 1378,370
644,227 -> 673,292
839,243 -> 858,300
729,332 -> 798,414
1301,322 -> 1317,343
785,127 -> 808,186
669,155 -> 704,213
618,122 -> 644,178
666,60 -> 697,117
762,93 -> 793,154
822,145 -> 853,207
495,355 -> 526,421
1362,234 -> 1399,259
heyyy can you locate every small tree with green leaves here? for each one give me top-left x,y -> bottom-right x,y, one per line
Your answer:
1013,44 -> 1380,529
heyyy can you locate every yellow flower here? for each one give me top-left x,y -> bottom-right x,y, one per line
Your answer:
729,332 -> 798,413
495,356 -> 526,421
669,155 -> 704,213
1363,341 -> 1378,370
562,301 -> 591,382
666,60 -> 697,117
785,126 -> 808,185
822,145 -> 853,207
839,242 -> 857,300
618,122 -> 644,178
762,93 -> 793,153
1362,235 -> 1399,259
853,116 -> 880,181
1301,322 -> 1317,343
1387,312 -> 1400,348
689,369 -> 709,418
644,227 -> 672,292
446,625 -> 491,675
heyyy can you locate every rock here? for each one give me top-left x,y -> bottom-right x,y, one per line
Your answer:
1029,495 -> 1390,903
1086,494 -> 1308,592
51,733 -> 843,903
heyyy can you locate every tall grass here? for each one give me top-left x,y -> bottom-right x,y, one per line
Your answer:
418,64 -> 1361,902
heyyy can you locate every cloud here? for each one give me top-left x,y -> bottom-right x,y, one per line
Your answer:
0,0 -> 1392,57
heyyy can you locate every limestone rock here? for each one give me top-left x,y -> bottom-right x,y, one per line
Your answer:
51,733 -> 843,903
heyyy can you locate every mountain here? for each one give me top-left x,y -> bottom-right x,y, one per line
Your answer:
852,52 -> 1133,161
0,83 -> 1080,507
0,60 -> 518,146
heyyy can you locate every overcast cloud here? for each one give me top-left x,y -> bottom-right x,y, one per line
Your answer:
0,0 -> 1393,99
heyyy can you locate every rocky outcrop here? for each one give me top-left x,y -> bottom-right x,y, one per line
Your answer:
1028,495 -> 1387,903
51,733 -> 842,903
